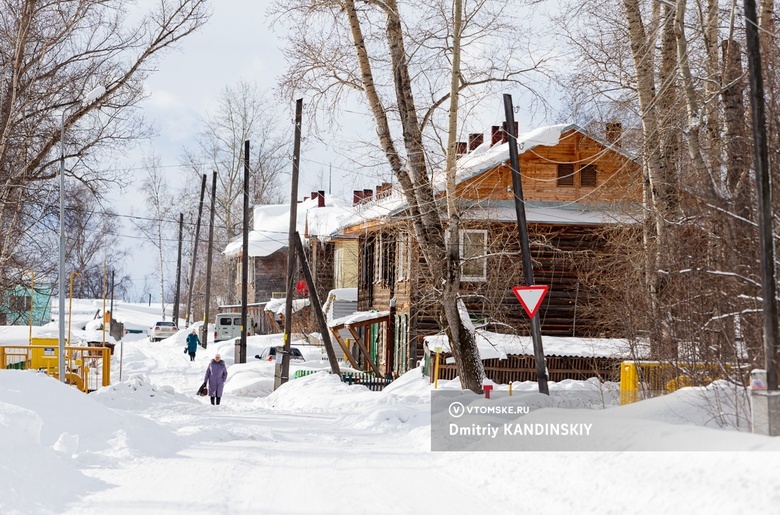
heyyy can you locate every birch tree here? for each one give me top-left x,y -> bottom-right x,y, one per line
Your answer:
0,0 -> 209,293
274,0 -> 552,392
136,155 -> 174,319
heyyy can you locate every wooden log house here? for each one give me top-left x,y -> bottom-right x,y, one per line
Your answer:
336,123 -> 642,379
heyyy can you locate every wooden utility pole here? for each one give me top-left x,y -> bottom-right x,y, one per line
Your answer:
276,98 -> 303,390
173,213 -> 183,326
745,0 -> 779,391
503,93 -> 549,395
201,171 -> 218,349
239,142 -> 250,364
293,232 -> 341,375
186,174 -> 207,327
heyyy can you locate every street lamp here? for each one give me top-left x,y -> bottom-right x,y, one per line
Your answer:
58,84 -> 105,382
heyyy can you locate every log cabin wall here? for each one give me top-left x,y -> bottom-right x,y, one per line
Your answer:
395,220 -> 618,349
459,221 -> 616,337
251,250 -> 289,303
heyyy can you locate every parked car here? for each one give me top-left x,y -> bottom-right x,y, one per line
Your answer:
214,313 -> 254,342
150,321 -> 178,342
255,346 -> 305,362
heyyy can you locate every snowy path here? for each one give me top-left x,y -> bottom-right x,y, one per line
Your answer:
60,336 -> 495,514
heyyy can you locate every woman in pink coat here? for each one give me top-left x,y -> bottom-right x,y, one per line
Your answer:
204,354 -> 228,405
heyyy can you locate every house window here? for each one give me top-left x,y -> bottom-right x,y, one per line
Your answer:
557,163 -> 574,186
397,232 -> 411,282
372,233 -> 396,287
10,295 -> 30,312
381,235 -> 396,287
361,235 -> 375,290
580,164 -> 597,187
460,230 -> 487,281
360,235 -> 376,306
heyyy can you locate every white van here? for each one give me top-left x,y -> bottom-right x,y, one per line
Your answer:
214,313 -> 254,342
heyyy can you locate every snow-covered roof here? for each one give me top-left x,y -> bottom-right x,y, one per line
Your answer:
337,123 -> 636,232
265,298 -> 310,317
431,124 -> 571,192
424,330 -> 649,360
336,190 -> 408,232
223,196 -> 354,257
328,288 -> 358,302
329,310 -> 390,328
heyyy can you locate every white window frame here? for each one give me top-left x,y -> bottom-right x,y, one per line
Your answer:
460,229 -> 488,282
373,233 -> 383,284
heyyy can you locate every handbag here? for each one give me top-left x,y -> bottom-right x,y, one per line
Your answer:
197,381 -> 208,396
184,347 -> 188,354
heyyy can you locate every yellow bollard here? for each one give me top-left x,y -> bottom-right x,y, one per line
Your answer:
509,382 -> 513,396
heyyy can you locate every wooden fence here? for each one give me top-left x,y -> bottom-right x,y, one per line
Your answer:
294,369 -> 394,391
433,354 -> 622,384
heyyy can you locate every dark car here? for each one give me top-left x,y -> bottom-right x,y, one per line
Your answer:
255,346 -> 305,362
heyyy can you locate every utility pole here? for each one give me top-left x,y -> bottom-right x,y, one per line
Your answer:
109,270 -> 114,333
503,93 -> 549,395
202,171 -> 217,349
173,213 -> 183,326
276,98 -> 303,390
239,142 -> 250,364
186,174 -> 207,327
293,232 -> 341,375
745,0 -> 780,435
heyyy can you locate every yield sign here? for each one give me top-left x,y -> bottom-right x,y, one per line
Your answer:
512,285 -> 549,318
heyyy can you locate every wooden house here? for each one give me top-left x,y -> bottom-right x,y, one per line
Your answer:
223,192 -> 355,335
336,123 -> 641,378
0,283 -> 53,327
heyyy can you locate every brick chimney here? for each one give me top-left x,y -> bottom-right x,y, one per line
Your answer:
353,190 -> 364,205
468,133 -> 484,151
310,190 -> 325,207
363,189 -> 373,202
490,126 -> 502,146
376,182 -> 392,199
501,121 -> 519,144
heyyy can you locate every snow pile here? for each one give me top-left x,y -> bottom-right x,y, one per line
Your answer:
425,329 -> 647,359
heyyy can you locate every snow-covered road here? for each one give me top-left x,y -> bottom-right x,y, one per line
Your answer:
4,303 -> 780,514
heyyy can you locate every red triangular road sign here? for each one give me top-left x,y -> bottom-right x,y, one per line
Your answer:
512,285 -> 549,318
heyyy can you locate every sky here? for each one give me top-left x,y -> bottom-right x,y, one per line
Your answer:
112,0 -> 564,300
115,1 -> 372,297
2,299 -> 780,514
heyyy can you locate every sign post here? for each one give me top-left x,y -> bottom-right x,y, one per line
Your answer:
505,93 -> 549,395
511,284 -> 550,394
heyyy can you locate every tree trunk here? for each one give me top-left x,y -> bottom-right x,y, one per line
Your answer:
343,0 -> 484,392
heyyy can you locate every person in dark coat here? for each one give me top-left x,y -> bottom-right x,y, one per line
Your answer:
204,353 -> 228,405
186,329 -> 200,361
